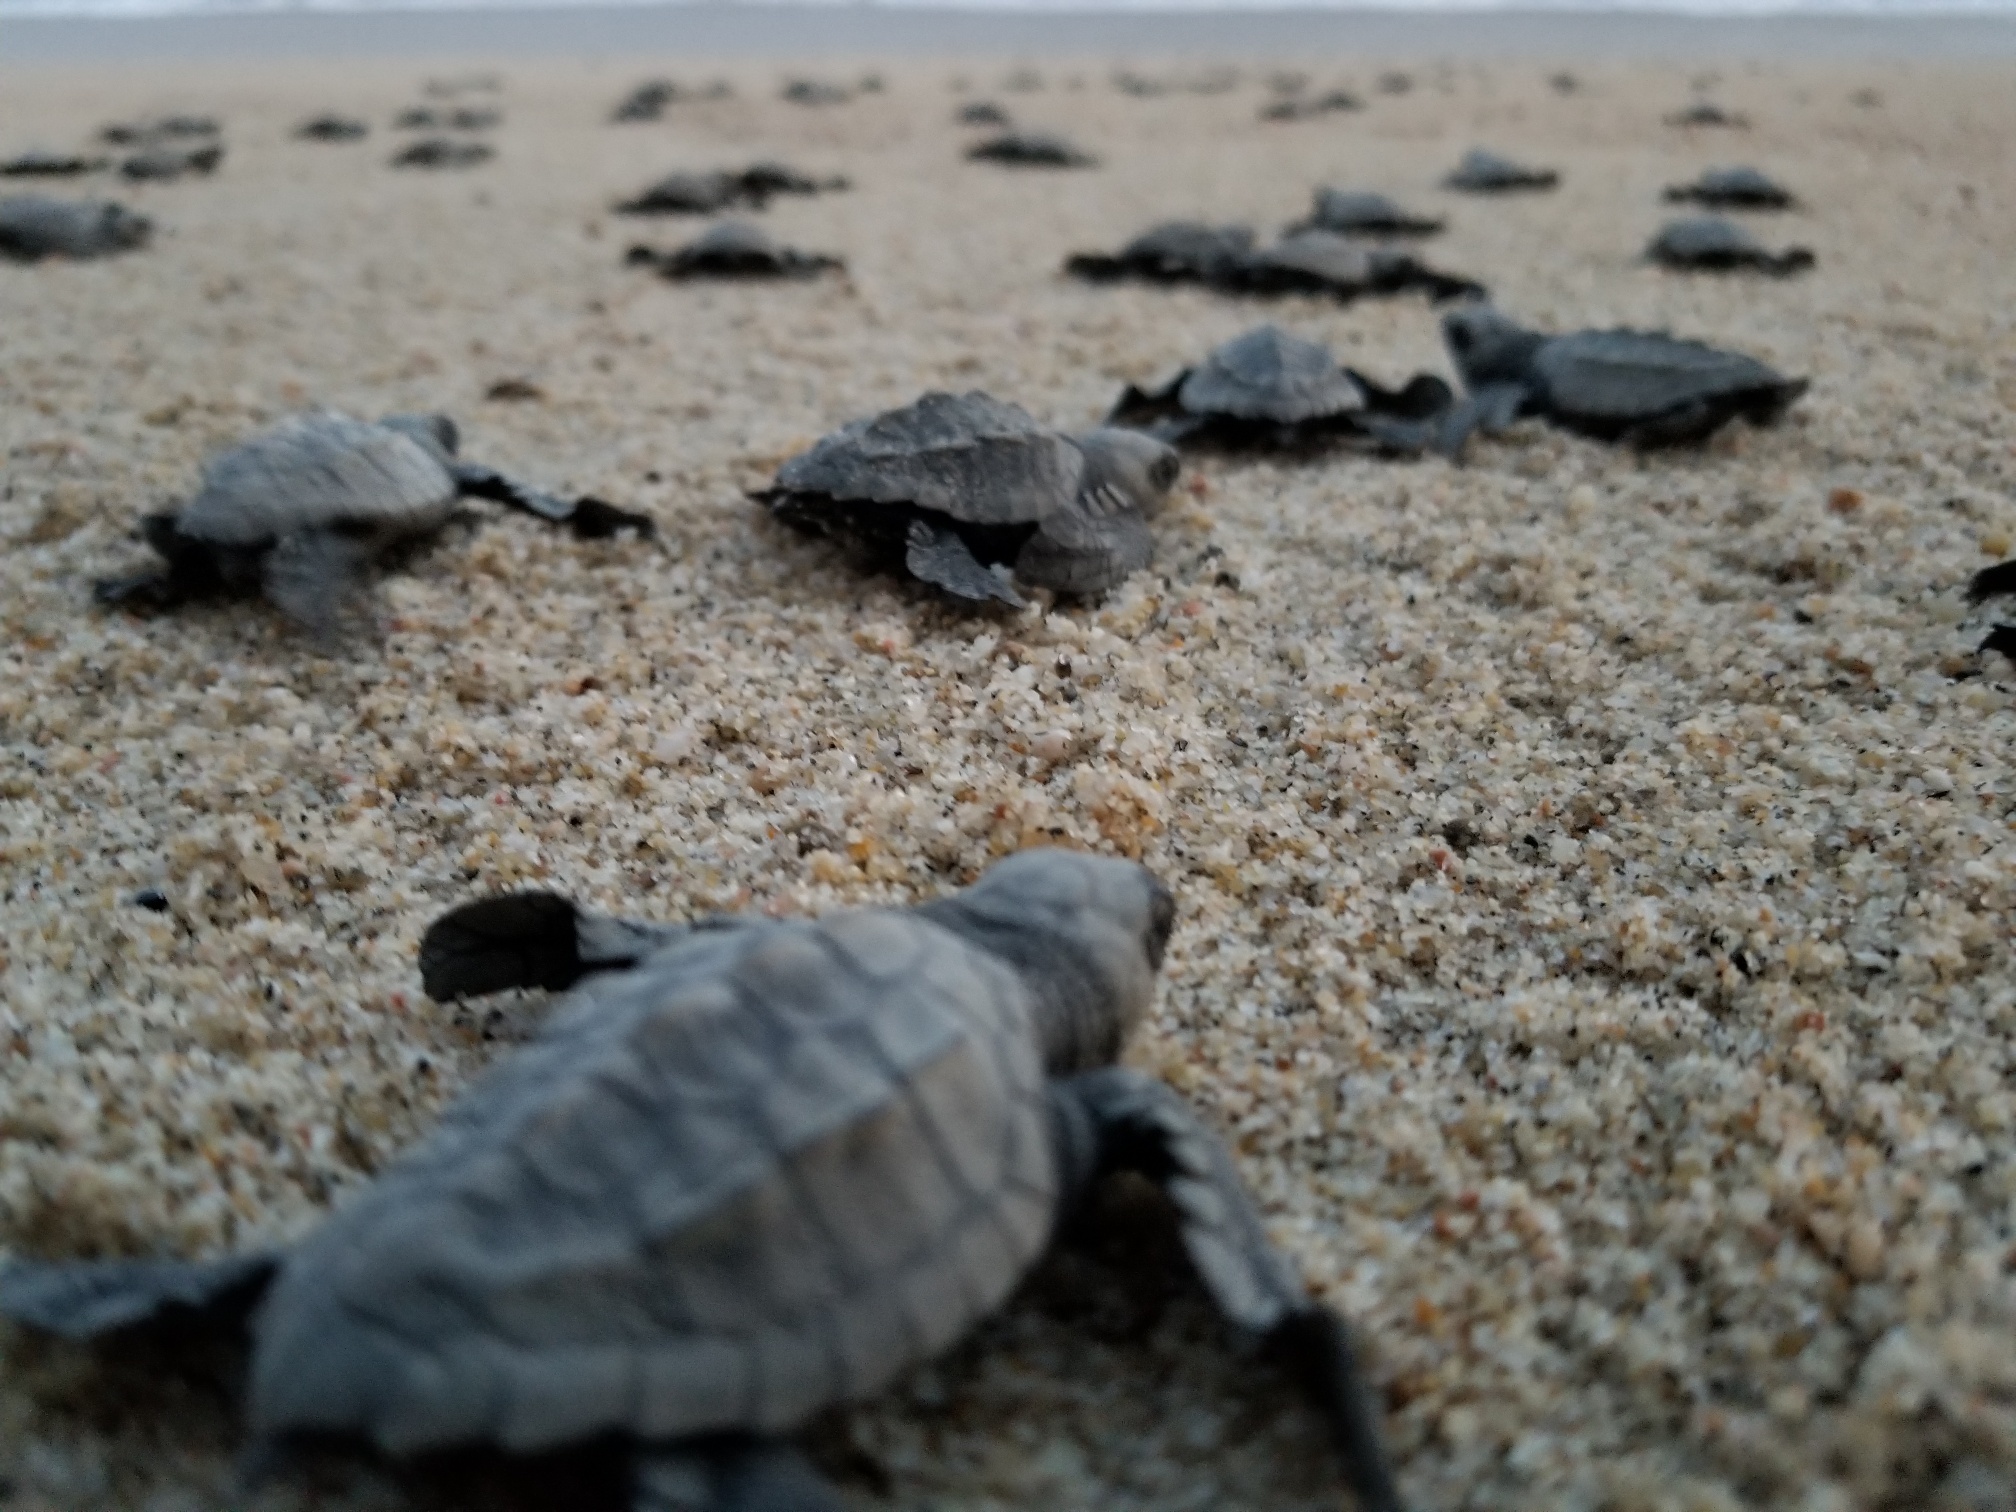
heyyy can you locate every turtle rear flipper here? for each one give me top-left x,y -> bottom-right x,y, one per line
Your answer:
419,891 -> 692,1001
1053,1068 -> 1405,1512
453,463 -> 655,539
0,1252 -> 280,1340
1434,382 -> 1528,459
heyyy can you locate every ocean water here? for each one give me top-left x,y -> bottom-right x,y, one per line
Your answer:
4,0 -> 2013,16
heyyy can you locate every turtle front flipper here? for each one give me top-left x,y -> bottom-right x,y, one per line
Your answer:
419,891 -> 691,1001
261,529 -> 377,640
904,516 -> 1027,607
94,511 -> 229,609
1015,500 -> 1152,600
1434,381 -> 1528,459
1053,1068 -> 1407,1512
0,1251 -> 280,1340
452,463 -> 655,540
633,1438 -> 844,1512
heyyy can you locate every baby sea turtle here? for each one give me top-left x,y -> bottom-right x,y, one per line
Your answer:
615,163 -> 846,216
294,115 -> 369,142
1663,165 -> 1797,209
1666,101 -> 1747,128
1437,304 -> 1809,453
1292,189 -> 1443,238
1065,222 -> 1482,304
1064,220 -> 1256,285
0,195 -> 151,260
966,130 -> 1097,168
100,114 -> 218,145
94,411 -> 652,634
625,220 -> 842,280
1108,324 -> 1453,453
1259,89 -> 1362,122
0,850 -> 1406,1512
612,79 -> 679,122
392,138 -> 492,170
782,77 -> 852,106
1647,215 -> 1814,275
756,392 -> 1178,605
0,149 -> 108,177
957,99 -> 1012,126
1220,229 -> 1483,303
120,142 -> 222,181
1442,148 -> 1558,193
395,106 -> 500,131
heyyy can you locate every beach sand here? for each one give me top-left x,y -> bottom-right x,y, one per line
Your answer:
1,35 -> 2013,1512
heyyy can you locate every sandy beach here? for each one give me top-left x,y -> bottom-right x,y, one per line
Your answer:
2,27 -> 2014,1512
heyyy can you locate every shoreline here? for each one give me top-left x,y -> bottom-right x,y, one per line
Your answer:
6,4 -> 2016,60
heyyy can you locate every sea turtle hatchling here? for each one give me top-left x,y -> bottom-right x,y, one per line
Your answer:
294,114 -> 369,142
1663,165 -> 1797,210
0,850 -> 1406,1512
1436,304 -> 1809,453
392,137 -> 493,170
1064,220 -> 1257,285
965,129 -> 1098,168
0,194 -> 151,260
615,163 -> 847,217
755,391 -> 1178,606
119,141 -> 223,181
1065,222 -> 1482,305
93,411 -> 653,634
1291,188 -> 1443,238
1442,147 -> 1559,193
0,149 -> 109,177
1108,324 -> 1453,453
625,220 -> 843,280
1646,215 -> 1814,275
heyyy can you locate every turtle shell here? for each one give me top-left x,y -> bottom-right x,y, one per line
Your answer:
1179,325 -> 1363,423
243,910 -> 1058,1454
0,195 -> 151,260
175,413 -> 461,548
966,131 -> 1096,168
1531,329 -> 1807,435
774,391 -> 1083,525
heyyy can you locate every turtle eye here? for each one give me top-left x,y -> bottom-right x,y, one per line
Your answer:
1448,321 -> 1474,354
1152,453 -> 1180,491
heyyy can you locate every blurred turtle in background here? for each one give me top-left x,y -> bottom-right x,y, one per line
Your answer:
1663,165 -> 1797,209
1290,188 -> 1443,238
1442,147 -> 1559,193
626,220 -> 843,280
966,130 -> 1098,168
0,194 -> 150,260
1646,216 -> 1814,275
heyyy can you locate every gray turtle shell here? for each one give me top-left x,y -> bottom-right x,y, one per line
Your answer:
1531,329 -> 1796,422
0,195 -> 151,260
176,413 -> 461,547
775,391 -> 1085,525
1238,229 -> 1377,286
1179,325 -> 1363,422
1648,215 -> 1763,260
246,909 -> 1056,1454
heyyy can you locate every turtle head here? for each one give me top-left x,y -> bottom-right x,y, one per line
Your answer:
1072,427 -> 1181,518
920,848 -> 1175,1074
378,413 -> 460,460
1440,305 -> 1546,390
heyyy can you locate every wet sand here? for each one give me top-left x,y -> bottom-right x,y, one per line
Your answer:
1,37 -> 2014,1512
